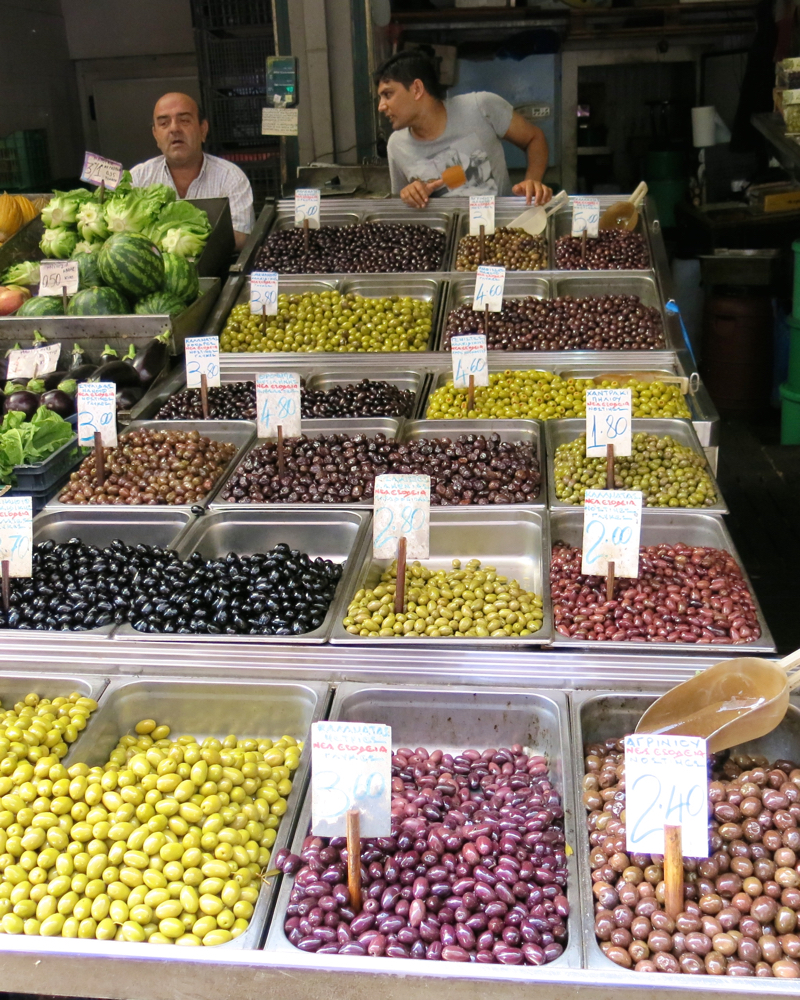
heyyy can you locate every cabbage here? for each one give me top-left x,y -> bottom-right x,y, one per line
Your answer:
159,226 -> 207,258
72,240 -> 102,255
77,201 -> 109,242
104,191 -> 160,234
1,261 -> 40,287
39,227 -> 79,259
41,189 -> 93,228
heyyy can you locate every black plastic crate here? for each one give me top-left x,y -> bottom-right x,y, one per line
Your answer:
199,35 -> 274,91
10,469 -> 72,514
208,95 -> 264,145
12,436 -> 81,493
191,0 -> 272,30
213,148 -> 281,210
0,129 -> 50,192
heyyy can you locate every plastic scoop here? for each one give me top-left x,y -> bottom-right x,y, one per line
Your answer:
440,165 -> 467,191
636,648 -> 800,753
599,181 -> 648,232
508,189 -> 569,236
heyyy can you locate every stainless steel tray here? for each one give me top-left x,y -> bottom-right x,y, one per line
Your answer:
550,206 -> 652,273
72,675 -> 331,952
264,681 -> 581,977
403,418 -> 546,507
549,509 -> 776,654
112,506 -> 372,643
0,671 -> 107,716
329,506 -> 552,646
452,207 -> 551,271
545,417 -> 727,515
46,420 -> 256,512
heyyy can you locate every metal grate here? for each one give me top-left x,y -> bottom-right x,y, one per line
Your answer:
191,0 -> 273,30
217,146 -> 281,209
198,35 -> 274,93
207,95 -> 265,145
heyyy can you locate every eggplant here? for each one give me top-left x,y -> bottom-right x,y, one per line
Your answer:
4,380 -> 27,394
26,378 -> 45,396
132,331 -> 171,388
100,344 -> 118,364
69,343 -> 87,372
41,389 -> 75,419
116,385 -> 144,411
91,360 -> 142,389
122,344 -> 138,365
43,369 -> 70,391
0,344 -> 21,385
31,330 -> 47,348
68,363 -> 97,384
5,390 -> 41,421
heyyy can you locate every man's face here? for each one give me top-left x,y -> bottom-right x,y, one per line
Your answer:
152,95 -> 208,166
377,79 -> 420,130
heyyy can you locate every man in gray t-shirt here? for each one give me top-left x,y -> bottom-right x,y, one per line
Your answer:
375,51 -> 551,210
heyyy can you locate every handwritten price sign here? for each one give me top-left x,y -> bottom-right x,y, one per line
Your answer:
572,197 -> 600,238
451,333 -> 488,388
6,343 -> 62,380
586,388 -> 632,457
80,152 -> 123,190
469,195 -> 495,236
294,188 -> 320,229
581,489 -> 642,578
473,265 -> 505,313
625,734 -> 709,859
250,271 -> 278,316
311,720 -> 392,837
77,382 -> 117,448
373,474 -> 431,560
0,496 -> 33,578
185,337 -> 220,389
38,260 -> 79,296
256,372 -> 301,438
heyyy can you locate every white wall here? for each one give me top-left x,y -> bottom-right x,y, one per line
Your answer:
60,0 -> 195,59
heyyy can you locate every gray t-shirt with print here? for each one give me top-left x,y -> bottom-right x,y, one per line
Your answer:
387,92 -> 514,198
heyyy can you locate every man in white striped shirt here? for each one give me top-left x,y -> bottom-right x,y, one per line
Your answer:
131,92 -> 255,251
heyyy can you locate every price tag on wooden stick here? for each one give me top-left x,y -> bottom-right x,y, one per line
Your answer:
80,151 -> 123,190
311,721 -> 392,837
581,489 -> 642,578
572,197 -> 600,237
473,265 -> 505,313
373,474 -> 430,560
586,388 -> 632,457
250,271 -> 278,315
77,382 -> 117,448
451,333 -> 489,389
38,260 -> 79,296
256,372 -> 301,438
0,496 -> 32,578
185,337 -> 220,389
294,188 -> 320,228
6,343 -> 61,380
624,734 -> 709,859
469,195 -> 495,236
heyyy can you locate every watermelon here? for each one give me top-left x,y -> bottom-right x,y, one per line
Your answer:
134,292 -> 186,317
98,232 -> 164,299
16,296 -> 64,317
73,251 -> 104,290
67,286 -> 129,316
161,253 -> 199,304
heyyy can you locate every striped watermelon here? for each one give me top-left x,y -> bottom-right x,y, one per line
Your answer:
67,286 -> 129,316
98,232 -> 164,298
73,251 -> 104,290
134,292 -> 186,317
16,296 -> 64,317
161,253 -> 199,304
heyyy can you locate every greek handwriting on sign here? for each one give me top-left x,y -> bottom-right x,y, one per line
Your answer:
469,195 -> 495,236
6,343 -> 62,380
624,734 -> 709,859
294,188 -> 321,229
77,382 -> 117,448
473,265 -> 505,313
255,372 -> 301,439
581,489 -> 642,579
0,496 -> 33,579
250,271 -> 278,316
586,387 -> 632,458
80,152 -> 123,190
184,337 -> 220,389
38,260 -> 79,296
572,197 -> 600,238
373,473 -> 431,561
311,721 -> 392,837
451,333 -> 488,389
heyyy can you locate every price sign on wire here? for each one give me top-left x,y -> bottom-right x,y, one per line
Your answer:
38,260 -> 79,296
625,734 -> 709,859
6,343 -> 62,380
572,197 -> 600,237
451,333 -> 489,389
77,381 -> 117,448
473,265 -> 505,313
80,151 -> 123,190
581,489 -> 642,579
586,388 -> 632,457
469,195 -> 495,236
185,337 -> 220,389
256,372 -> 301,438
0,496 -> 33,578
311,720 -> 392,838
250,271 -> 278,315
373,474 -> 431,561
294,188 -> 321,229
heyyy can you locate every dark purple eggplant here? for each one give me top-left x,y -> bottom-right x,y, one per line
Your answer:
133,331 -> 170,388
43,370 -> 70,391
122,344 -> 138,365
100,344 -> 118,364
4,380 -> 27,394
26,379 -> 45,396
68,364 -> 97,384
5,390 -> 41,421
41,390 -> 75,419
69,343 -> 86,372
91,360 -> 141,389
116,385 -> 144,411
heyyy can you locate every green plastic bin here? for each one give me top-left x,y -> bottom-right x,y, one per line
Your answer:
780,381 -> 800,443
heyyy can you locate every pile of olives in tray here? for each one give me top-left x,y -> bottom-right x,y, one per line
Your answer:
425,372 -> 692,421
455,227 -> 547,271
553,432 -> 719,508
555,231 -> 649,270
220,291 -> 433,354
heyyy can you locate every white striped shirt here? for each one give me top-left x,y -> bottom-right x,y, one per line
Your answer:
130,153 -> 255,234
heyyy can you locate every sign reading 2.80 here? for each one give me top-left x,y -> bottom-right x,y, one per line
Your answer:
373,474 -> 431,560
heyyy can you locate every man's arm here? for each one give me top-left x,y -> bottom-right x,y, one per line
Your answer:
503,111 -> 552,206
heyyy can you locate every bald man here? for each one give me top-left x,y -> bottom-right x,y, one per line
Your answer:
131,93 -> 255,250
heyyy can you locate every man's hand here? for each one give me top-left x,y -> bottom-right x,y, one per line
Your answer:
512,179 -> 552,207
400,178 -> 444,209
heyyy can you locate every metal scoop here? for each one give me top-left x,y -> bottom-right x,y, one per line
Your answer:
636,648 -> 800,753
508,189 -> 569,236
599,181 -> 648,232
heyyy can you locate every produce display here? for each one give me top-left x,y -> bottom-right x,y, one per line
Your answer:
0,689 -> 300,946
0,192 -> 43,245
443,295 -> 665,352
585,741 -> 800,977
554,231 -> 650,271
154,379 -> 416,421
343,558 -> 544,638
219,432 -> 540,506
252,222 -> 446,274
455,227 -> 547,272
57,428 -> 237,506
219,291 -> 433,354
425,373 -> 692,421
551,541 -> 761,644
0,407 -> 73,484
553,432 -> 718,508
1,538 -> 342,635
